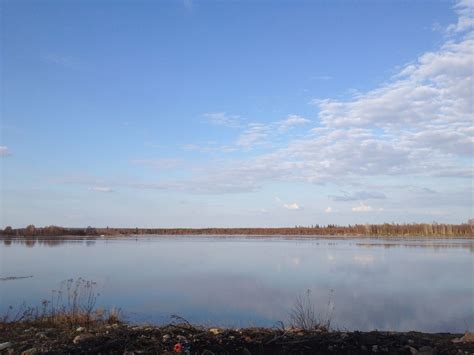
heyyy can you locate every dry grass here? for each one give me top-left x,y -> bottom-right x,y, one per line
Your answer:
289,289 -> 334,331
1,278 -> 121,328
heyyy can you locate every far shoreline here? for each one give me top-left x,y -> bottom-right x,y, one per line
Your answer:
1,233 -> 473,240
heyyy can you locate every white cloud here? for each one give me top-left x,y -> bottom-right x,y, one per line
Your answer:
0,146 -> 10,157
62,1 -> 473,206
278,114 -> 311,131
283,202 -> 300,210
203,112 -> 242,128
88,186 -> 114,193
236,123 -> 270,148
352,203 -> 373,212
182,143 -> 237,153
446,0 -> 474,34
325,207 -> 333,213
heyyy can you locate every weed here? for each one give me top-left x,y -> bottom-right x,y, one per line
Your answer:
289,289 -> 334,331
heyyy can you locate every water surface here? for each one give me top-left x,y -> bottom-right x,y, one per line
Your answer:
1,236 -> 473,332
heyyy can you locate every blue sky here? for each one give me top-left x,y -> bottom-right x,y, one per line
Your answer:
1,0 -> 472,228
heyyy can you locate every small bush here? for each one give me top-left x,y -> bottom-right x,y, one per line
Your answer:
289,289 -> 334,331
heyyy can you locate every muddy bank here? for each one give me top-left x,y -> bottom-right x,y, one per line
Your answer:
1,322 -> 473,355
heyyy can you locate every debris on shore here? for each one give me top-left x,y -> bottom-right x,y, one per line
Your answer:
1,321 -> 473,354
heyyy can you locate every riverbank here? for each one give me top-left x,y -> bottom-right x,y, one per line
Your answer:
1,321 -> 473,354
2,224 -> 473,238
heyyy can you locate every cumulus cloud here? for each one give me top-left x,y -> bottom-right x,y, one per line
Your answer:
274,196 -> 301,210
0,146 -> 10,157
352,203 -> 373,212
446,0 -> 474,34
203,112 -> 242,128
278,114 -> 311,131
283,202 -> 300,210
88,186 -> 114,193
237,123 -> 270,148
63,1 -> 473,201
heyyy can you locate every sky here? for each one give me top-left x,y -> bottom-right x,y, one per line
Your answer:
0,0 -> 473,228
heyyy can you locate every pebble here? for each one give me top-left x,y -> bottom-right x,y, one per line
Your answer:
372,344 -> 378,352
0,342 -> 12,351
209,328 -> 221,335
162,334 -> 170,342
73,334 -> 94,344
76,326 -> 86,332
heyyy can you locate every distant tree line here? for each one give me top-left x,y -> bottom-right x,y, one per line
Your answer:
1,223 -> 473,237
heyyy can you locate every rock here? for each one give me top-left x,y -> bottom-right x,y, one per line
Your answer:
73,334 -> 94,344
372,344 -> 378,352
405,345 -> 418,355
0,342 -> 12,351
209,328 -> 221,335
162,334 -> 170,342
361,345 -> 367,351
452,332 -> 474,343
76,326 -> 86,332
21,348 -> 37,355
36,331 -> 48,338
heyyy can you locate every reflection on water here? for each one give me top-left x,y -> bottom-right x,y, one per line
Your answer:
1,236 -> 473,332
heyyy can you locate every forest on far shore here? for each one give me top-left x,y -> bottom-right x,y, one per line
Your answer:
1,223 -> 473,237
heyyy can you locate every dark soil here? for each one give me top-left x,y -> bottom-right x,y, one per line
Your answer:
1,322 -> 473,355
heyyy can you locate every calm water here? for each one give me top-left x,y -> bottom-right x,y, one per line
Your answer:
0,236 -> 473,332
